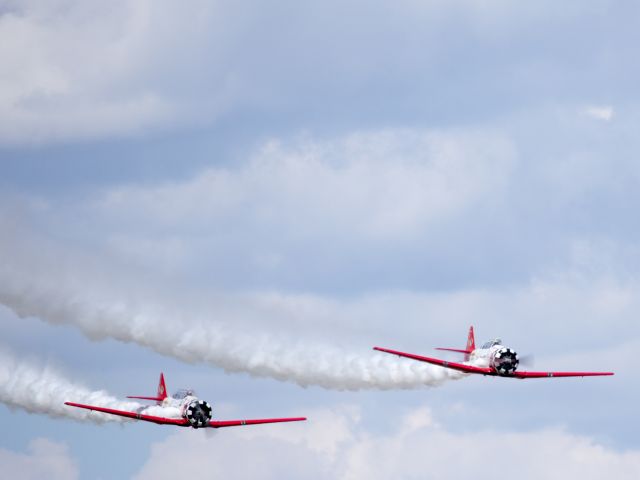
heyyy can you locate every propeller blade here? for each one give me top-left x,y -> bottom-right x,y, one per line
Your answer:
519,354 -> 535,367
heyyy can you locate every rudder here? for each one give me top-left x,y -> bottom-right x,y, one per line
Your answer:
157,373 -> 168,404
465,326 -> 475,361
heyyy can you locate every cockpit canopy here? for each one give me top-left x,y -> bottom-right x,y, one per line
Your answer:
480,338 -> 503,349
172,388 -> 196,399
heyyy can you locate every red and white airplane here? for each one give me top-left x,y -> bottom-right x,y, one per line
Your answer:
374,326 -> 614,379
65,373 -> 306,429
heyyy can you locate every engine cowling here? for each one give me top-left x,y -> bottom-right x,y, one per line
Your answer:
490,347 -> 519,375
184,400 -> 213,428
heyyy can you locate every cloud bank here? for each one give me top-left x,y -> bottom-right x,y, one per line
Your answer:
2,0 -> 631,144
134,406 -> 640,480
0,438 -> 78,480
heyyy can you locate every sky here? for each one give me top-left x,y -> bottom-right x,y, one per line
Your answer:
1,0 -> 639,478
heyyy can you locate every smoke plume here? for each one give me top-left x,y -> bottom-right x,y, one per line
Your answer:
0,347 -> 141,423
0,277 -> 463,390
0,226 -> 464,391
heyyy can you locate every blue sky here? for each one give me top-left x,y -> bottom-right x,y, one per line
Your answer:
1,1 -> 639,478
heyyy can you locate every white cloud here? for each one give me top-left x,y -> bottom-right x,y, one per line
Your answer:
94,128 -> 515,270
0,0 -> 218,143
1,0 -> 625,144
134,406 -> 640,480
583,105 -> 615,122
0,438 -> 78,480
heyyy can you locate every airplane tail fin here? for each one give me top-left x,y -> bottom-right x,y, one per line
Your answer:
157,372 -> 168,403
435,326 -> 475,361
127,372 -> 168,405
466,326 -> 475,355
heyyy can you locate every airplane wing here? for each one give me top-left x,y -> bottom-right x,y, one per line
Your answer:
511,370 -> 614,379
64,402 -> 189,426
66,402 -> 305,428
373,347 -> 493,375
373,347 -> 614,379
209,417 -> 307,428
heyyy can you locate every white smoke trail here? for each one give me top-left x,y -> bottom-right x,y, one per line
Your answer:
0,277 -> 464,390
0,227 -> 464,391
0,347 -> 142,423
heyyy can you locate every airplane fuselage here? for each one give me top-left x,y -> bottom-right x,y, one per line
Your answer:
135,392 -> 213,428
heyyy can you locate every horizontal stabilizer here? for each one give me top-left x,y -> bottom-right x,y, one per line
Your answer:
127,396 -> 165,402
435,348 -> 473,354
127,373 -> 168,405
